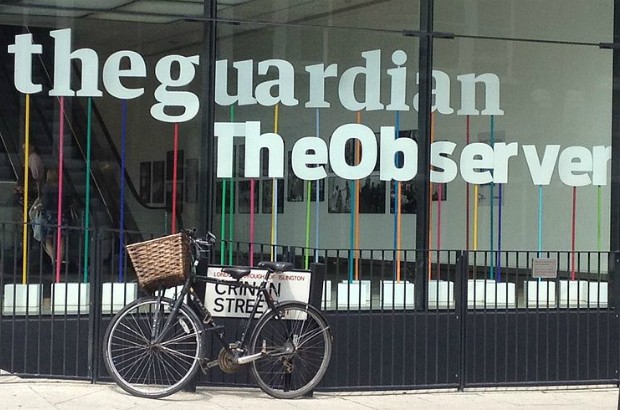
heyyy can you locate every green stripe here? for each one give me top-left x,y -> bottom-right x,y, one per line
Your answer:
228,105 -> 235,265
220,180 -> 227,264
304,180 -> 311,269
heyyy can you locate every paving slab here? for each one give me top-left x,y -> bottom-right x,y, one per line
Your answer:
0,376 -> 616,409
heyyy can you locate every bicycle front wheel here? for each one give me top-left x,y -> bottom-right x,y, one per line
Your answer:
249,301 -> 332,399
103,296 -> 204,398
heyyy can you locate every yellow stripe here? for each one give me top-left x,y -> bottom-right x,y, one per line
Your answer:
270,104 -> 279,260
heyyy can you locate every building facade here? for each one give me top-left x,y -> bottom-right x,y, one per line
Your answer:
0,0 -> 618,390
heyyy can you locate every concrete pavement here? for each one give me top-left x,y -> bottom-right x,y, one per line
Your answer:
0,375 -> 617,409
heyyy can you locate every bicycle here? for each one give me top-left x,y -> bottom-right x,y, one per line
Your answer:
102,229 -> 333,399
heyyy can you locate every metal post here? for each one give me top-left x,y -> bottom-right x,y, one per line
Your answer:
309,263 -> 326,310
304,262 -> 326,397
89,229 -> 102,383
455,250 -> 468,391
198,0 -> 218,238
414,0 -> 434,310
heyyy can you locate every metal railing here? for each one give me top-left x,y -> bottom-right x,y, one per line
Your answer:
0,222 -> 617,390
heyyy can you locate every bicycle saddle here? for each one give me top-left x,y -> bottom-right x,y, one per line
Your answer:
221,266 -> 252,280
257,261 -> 294,272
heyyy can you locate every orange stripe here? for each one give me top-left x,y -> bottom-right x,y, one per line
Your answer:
428,112 -> 435,279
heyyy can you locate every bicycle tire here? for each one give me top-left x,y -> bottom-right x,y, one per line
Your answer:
248,301 -> 332,399
103,296 -> 204,398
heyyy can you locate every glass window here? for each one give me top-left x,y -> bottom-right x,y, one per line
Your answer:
435,0 -> 613,44
218,0 -> 420,32
215,20 -> 420,251
431,36 -> 612,252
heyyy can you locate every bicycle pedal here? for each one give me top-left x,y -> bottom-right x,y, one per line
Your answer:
199,359 -> 215,374
206,359 -> 220,369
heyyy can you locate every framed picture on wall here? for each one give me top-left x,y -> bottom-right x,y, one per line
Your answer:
390,180 -> 417,214
262,179 -> 284,213
238,180 -> 259,214
237,144 -> 245,177
287,151 -> 304,202
151,161 -> 165,204
139,161 -> 151,203
261,149 -> 270,177
166,150 -> 184,181
165,182 -> 184,212
185,158 -> 199,203
328,176 -> 351,213
359,175 -> 386,213
432,183 -> 447,202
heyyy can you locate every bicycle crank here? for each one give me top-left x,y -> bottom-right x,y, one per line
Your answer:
218,347 -> 242,373
235,339 -> 269,365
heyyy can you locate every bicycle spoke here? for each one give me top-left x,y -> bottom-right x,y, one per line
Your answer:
250,303 -> 331,399
104,298 -> 202,398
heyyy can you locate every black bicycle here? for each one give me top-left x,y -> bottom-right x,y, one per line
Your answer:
102,230 -> 332,399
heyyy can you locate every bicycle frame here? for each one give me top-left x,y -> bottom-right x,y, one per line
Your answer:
152,260 -> 280,359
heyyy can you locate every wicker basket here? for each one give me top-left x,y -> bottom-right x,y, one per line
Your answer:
125,232 -> 192,292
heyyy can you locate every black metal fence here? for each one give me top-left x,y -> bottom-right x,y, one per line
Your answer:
0,222 -> 618,390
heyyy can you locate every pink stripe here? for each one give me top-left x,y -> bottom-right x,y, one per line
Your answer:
571,187 -> 576,280
465,116 -> 470,250
55,97 -> 65,283
436,183 -> 442,276
250,179 -> 255,265
172,124 -> 179,233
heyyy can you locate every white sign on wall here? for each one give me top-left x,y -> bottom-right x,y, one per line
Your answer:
204,266 -> 311,318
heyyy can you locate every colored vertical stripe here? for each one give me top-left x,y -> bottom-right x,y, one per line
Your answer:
354,111 -> 361,280
171,124 -> 179,233
489,115 -> 495,280
436,183 -> 442,277
428,112 -> 435,279
465,116 -> 470,251
250,179 -> 255,265
270,104 -> 279,261
314,109 -> 320,263
21,94 -> 31,285
348,178 -> 355,284
55,97 -> 66,283
537,186 -> 543,256
304,180 -> 311,270
496,184 -> 502,282
118,100 -> 127,282
228,176 -> 234,265
355,177 -> 360,280
220,179 -> 227,264
597,186 -> 602,251
571,187 -> 576,280
393,112 -> 401,281
473,185 -> 479,251
83,98 -> 92,283
228,105 -> 235,265
397,182 -> 402,282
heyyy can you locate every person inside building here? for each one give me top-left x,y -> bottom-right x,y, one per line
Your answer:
23,143 -> 45,197
40,168 -> 70,266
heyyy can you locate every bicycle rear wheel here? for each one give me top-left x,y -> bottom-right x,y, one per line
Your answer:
103,296 -> 204,398
249,301 -> 332,399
